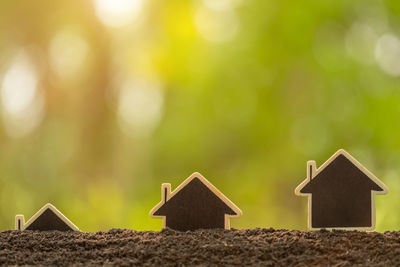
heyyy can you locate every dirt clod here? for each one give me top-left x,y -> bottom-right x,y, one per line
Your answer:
0,228 -> 399,266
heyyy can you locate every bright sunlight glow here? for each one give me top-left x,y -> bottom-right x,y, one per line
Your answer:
0,51 -> 44,138
93,0 -> 143,28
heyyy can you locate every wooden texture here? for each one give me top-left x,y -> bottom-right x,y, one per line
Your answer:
295,149 -> 388,230
15,203 -> 80,231
150,172 -> 242,231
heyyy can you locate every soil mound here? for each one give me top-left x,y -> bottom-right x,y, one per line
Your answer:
1,228 -> 399,266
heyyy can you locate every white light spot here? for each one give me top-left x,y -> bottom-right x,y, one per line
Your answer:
202,0 -> 242,11
195,6 -> 239,43
1,51 -> 45,138
93,0 -> 143,28
345,22 -> 378,65
49,30 -> 90,81
117,78 -> 163,137
375,34 -> 400,77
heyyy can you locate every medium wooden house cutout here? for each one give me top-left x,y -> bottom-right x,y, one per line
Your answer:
15,203 -> 80,231
295,149 -> 388,230
150,172 -> 242,231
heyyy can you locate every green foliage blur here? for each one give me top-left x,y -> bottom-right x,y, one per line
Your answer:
0,0 -> 399,232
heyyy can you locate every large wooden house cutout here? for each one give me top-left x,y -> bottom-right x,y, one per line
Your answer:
150,172 -> 242,231
15,203 -> 80,231
295,149 -> 388,230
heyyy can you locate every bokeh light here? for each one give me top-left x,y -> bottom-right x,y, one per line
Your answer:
375,34 -> 400,77
93,0 -> 143,28
1,51 -> 44,138
117,78 -> 164,137
195,5 -> 239,43
345,22 -> 378,66
49,29 -> 90,81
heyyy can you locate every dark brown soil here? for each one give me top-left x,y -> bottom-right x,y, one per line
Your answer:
1,228 -> 399,266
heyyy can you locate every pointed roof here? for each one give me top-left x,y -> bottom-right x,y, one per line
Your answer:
150,172 -> 242,229
153,177 -> 236,216
295,149 -> 388,195
23,203 -> 80,231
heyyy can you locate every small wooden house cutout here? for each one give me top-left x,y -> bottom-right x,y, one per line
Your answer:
15,203 -> 80,231
295,149 -> 388,230
150,172 -> 242,231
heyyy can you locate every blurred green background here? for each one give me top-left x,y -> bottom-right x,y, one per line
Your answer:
0,0 -> 399,232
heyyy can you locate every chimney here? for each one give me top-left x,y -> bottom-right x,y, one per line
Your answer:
162,183 -> 171,203
307,160 -> 317,181
15,215 -> 25,231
